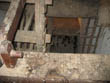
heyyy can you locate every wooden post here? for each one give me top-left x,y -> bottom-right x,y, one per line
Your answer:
35,0 -> 46,52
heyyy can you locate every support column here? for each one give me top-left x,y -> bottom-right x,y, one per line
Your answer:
35,0 -> 46,52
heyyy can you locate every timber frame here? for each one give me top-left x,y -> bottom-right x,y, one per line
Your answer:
0,0 -> 110,82
0,0 -> 107,68
0,0 -> 52,68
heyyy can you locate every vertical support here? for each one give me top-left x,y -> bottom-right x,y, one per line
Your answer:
82,18 -> 90,53
87,19 -> 97,53
35,0 -> 46,52
16,6 -> 25,50
23,5 -> 35,51
93,26 -> 102,53
80,18 -> 90,53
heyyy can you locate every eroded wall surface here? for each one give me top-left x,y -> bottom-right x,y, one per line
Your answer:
96,27 -> 110,54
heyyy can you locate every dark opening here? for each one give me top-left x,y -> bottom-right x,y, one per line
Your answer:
47,35 -> 79,53
46,17 -> 80,53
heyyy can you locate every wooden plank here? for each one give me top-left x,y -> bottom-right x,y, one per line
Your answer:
0,77 -> 109,83
35,0 -> 46,51
15,30 -> 50,44
15,30 -> 38,43
0,76 -> 45,83
0,76 -> 109,83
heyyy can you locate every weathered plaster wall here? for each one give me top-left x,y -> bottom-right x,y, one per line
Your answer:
47,0 -> 99,17
96,27 -> 110,54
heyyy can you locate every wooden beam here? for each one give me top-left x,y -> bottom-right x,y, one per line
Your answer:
15,30 -> 51,43
0,76 -> 109,83
0,52 -> 110,81
35,0 -> 46,52
15,31 -> 38,43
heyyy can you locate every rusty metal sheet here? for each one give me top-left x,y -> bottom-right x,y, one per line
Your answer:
47,17 -> 80,35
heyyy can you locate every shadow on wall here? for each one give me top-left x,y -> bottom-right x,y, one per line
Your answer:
0,10 -> 7,25
0,56 -> 3,67
96,27 -> 110,55
0,60 -> 3,67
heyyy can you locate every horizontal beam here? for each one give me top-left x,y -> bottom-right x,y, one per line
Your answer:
15,30 -> 51,43
0,76 -> 109,83
0,52 -> 110,81
15,30 -> 38,43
